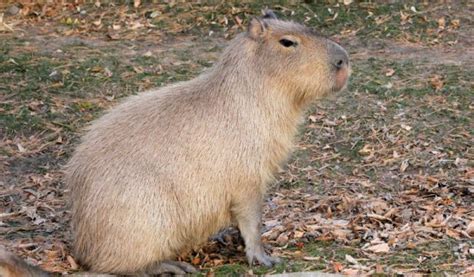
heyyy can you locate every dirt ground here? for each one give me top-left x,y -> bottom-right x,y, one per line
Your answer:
0,1 -> 473,275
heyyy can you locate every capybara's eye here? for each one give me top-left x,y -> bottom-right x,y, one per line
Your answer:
279,38 -> 297,47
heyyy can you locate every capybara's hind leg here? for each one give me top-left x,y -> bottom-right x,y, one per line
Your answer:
146,260 -> 196,275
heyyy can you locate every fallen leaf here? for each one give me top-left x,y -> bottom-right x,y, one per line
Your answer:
17,143 -> 26,153
303,256 -> 320,261
400,160 -> 409,173
375,264 -> 384,273
191,256 -> 201,265
430,75 -> 444,91
342,268 -> 361,275
276,233 -> 289,245
294,230 -> 304,238
104,67 -> 113,78
107,32 -> 120,40
67,256 -> 78,270
466,221 -> 474,236
331,228 -> 351,240
367,243 -> 390,253
438,17 -> 446,30
345,254 -> 359,265
0,13 -> 14,32
234,16 -> 243,27
308,115 -> 318,122
451,19 -> 460,29
454,158 -> 468,167
400,11 -> 410,25
93,18 -> 102,27
400,123 -> 412,131
446,228 -> 461,240
385,68 -> 395,77
406,242 -> 417,249
332,261 -> 344,272
358,144 -> 372,155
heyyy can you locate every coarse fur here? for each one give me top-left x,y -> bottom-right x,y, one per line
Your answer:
0,248 -> 49,277
63,13 -> 350,275
0,12 -> 350,277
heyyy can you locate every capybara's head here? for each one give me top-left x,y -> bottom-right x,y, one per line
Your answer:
241,10 -> 350,105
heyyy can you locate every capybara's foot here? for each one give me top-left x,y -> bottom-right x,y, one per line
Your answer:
148,260 -> 197,275
246,247 -> 281,267
211,227 -> 240,246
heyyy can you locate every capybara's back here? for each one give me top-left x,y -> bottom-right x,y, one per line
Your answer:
66,10 -> 350,275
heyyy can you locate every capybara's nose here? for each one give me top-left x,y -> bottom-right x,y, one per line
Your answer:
334,57 -> 347,70
328,41 -> 349,70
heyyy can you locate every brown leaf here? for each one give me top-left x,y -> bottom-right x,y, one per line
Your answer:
191,256 -> 201,265
342,268 -> 361,275
93,18 -> 102,27
332,261 -> 344,272
385,68 -> 395,77
466,221 -> 474,236
107,32 -> 120,40
400,160 -> 409,172
407,241 -> 417,249
295,242 -> 305,249
331,228 -> 351,240
212,259 -> 224,266
374,15 -> 390,25
430,75 -> 444,91
90,66 -> 103,73
17,143 -> 26,153
400,123 -> 412,131
276,233 -> 289,245
293,231 -> 304,239
345,254 -> 358,265
366,243 -> 390,253
375,264 -> 384,273
437,17 -> 446,30
303,256 -> 320,261
67,255 -> 78,270
400,11 -> 410,25
358,144 -> 372,155
451,19 -> 460,29
446,228 -> 461,240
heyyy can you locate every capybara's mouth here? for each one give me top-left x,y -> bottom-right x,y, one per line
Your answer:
332,66 -> 350,92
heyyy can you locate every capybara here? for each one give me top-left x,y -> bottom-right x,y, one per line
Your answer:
1,10 -> 350,276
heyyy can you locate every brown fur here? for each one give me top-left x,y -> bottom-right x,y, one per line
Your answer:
65,15 -> 350,274
0,248 -> 49,277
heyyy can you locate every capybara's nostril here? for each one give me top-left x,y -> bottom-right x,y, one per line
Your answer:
328,40 -> 349,70
335,59 -> 344,69
332,53 -> 348,70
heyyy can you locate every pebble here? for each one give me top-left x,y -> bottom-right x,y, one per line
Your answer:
6,5 -> 20,16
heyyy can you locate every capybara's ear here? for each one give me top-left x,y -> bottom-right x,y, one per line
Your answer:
248,18 -> 268,39
261,9 -> 277,20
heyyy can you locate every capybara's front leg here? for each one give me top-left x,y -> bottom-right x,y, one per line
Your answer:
232,193 -> 281,267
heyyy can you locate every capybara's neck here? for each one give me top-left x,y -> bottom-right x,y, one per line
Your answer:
202,34 -> 304,129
